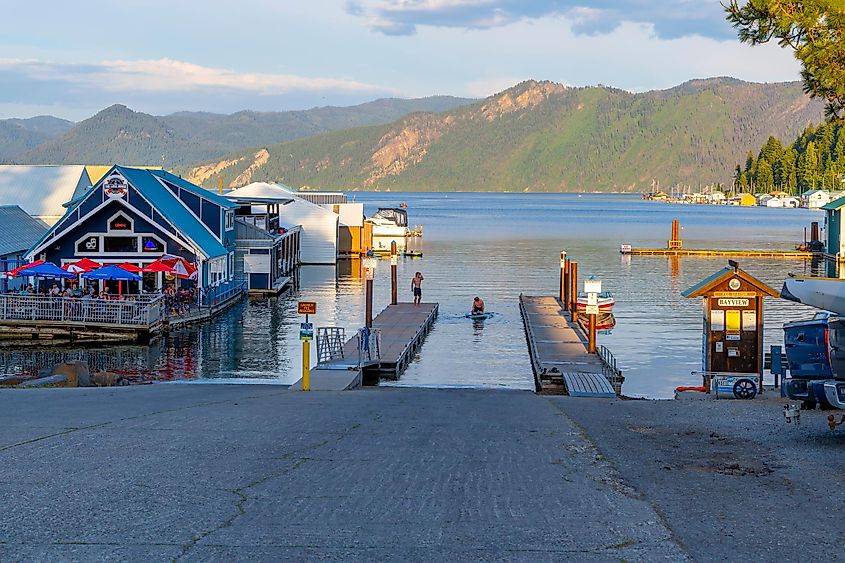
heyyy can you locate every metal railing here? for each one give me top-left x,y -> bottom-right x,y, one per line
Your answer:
598,344 -> 624,392
356,327 -> 381,367
317,327 -> 346,363
199,280 -> 246,308
0,294 -> 164,327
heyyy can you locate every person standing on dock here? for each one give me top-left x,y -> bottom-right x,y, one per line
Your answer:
411,272 -> 424,305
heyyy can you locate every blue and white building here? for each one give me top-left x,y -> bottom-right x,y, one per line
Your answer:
27,165 -> 238,292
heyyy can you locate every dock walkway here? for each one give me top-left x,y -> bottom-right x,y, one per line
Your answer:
519,294 -> 620,396
305,302 -> 439,390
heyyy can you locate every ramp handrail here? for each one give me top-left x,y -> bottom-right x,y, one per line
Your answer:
598,344 -> 624,392
316,327 -> 346,363
357,327 -> 381,367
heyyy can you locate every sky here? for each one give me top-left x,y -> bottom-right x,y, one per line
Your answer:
0,0 -> 802,121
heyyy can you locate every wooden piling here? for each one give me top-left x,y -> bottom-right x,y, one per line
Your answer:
560,252 -> 567,305
570,262 -> 578,322
365,278 -> 374,328
587,313 -> 597,353
390,241 -> 398,305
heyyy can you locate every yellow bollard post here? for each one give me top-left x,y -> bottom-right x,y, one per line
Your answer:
302,339 -> 310,391
297,302 -> 316,392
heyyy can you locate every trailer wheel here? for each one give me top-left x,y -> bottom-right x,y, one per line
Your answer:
733,379 -> 757,400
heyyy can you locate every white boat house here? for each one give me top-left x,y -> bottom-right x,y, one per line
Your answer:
227,183 -> 338,265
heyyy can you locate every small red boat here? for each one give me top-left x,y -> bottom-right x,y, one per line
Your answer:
576,291 -> 614,312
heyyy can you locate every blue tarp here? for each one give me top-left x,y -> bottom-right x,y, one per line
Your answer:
82,265 -> 142,281
18,262 -> 77,279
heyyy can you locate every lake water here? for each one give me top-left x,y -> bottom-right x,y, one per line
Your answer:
0,193 -> 826,398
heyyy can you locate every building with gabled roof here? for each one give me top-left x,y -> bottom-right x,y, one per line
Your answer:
27,165 -> 238,292
0,165 -> 93,224
226,182 -> 338,265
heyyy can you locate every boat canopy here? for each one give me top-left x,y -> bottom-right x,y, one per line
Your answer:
373,208 -> 408,227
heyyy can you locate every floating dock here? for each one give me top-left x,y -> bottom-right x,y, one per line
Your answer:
621,218 -> 817,259
623,248 -> 815,258
519,295 -> 622,396
301,302 -> 439,390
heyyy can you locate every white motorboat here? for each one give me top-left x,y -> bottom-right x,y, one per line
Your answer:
781,276 -> 845,315
368,208 -> 409,253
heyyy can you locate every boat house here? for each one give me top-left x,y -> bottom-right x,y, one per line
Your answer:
0,205 -> 48,291
803,189 -> 831,209
227,183 -> 338,265
224,184 -> 302,294
822,194 -> 845,259
27,165 -> 238,293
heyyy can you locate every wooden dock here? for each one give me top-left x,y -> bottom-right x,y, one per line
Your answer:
623,248 -> 815,258
306,302 -> 439,389
519,295 -> 621,396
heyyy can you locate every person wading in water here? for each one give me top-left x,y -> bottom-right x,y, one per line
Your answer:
411,272 -> 424,305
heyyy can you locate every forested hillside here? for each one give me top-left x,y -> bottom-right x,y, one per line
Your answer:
737,122 -> 845,194
181,78 -> 825,192
9,96 -> 474,165
0,116 -> 73,162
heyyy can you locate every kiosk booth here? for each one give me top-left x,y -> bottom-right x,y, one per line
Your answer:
681,261 -> 779,398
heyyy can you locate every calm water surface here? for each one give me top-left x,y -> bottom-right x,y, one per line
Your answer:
0,194 -> 825,398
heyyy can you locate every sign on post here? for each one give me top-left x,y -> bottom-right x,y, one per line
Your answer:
298,301 -> 317,315
300,322 -> 314,341
585,304 -> 599,315
583,278 -> 602,294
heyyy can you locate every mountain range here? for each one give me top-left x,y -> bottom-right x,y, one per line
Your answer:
0,96 -> 475,165
0,78 -> 827,192
180,78 -> 826,192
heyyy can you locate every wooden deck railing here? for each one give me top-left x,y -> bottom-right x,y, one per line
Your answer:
0,294 -> 164,328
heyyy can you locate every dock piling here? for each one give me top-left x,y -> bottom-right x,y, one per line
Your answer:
391,241 -> 398,305
560,252 -> 567,305
363,258 -> 376,328
587,313 -> 597,353
570,262 -> 578,322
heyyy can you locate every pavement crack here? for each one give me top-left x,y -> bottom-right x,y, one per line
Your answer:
174,422 -> 361,561
0,390 -> 288,454
546,397 -> 693,560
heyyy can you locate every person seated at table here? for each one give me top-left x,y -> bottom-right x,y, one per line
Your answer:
49,284 -> 61,297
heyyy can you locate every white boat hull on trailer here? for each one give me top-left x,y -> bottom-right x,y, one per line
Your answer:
781,276 -> 845,315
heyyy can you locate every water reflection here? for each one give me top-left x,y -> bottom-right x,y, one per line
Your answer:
0,193 -> 830,397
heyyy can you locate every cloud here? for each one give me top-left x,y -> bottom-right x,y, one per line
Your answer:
348,0 -> 735,39
0,58 -> 392,95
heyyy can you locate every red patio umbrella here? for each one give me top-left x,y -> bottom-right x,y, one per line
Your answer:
116,262 -> 143,273
70,257 -> 102,272
142,260 -> 175,273
5,260 -> 44,278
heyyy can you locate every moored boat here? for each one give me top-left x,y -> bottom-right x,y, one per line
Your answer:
576,291 -> 614,312
368,208 -> 410,254
781,275 -> 845,315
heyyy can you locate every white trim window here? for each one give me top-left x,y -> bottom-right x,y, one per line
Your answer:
224,210 -> 235,232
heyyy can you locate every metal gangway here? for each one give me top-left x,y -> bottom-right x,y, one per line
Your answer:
315,326 -> 381,370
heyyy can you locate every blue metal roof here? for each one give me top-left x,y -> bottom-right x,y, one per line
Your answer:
117,166 -> 229,258
148,169 -> 237,209
0,205 -> 47,257
29,166 -> 232,259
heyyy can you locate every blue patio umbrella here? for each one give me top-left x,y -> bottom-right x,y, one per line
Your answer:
82,265 -> 142,295
18,262 -> 77,280
81,265 -> 142,281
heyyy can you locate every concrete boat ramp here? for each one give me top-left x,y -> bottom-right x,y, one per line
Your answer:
519,294 -> 621,396
292,302 -> 438,390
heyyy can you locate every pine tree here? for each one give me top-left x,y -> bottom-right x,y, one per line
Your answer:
756,158 -> 774,191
